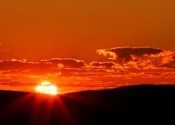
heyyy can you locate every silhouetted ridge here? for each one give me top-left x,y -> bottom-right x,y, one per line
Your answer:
0,84 -> 175,125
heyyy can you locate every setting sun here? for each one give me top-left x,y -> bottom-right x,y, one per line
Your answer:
35,81 -> 58,95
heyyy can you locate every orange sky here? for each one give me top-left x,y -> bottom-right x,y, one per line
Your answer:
0,0 -> 175,93
0,0 -> 175,62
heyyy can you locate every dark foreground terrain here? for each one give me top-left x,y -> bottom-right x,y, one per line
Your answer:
0,84 -> 175,125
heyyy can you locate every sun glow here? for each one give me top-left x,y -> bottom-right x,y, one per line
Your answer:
35,81 -> 58,95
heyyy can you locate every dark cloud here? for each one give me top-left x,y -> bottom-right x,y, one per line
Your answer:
41,58 -> 86,68
0,58 -> 86,75
97,47 -> 175,69
160,58 -> 175,69
90,62 -> 116,68
0,60 -> 53,74
97,47 -> 172,62
0,59 -> 32,70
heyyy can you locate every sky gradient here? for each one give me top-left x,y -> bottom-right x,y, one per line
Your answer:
0,0 -> 175,93
0,0 -> 175,61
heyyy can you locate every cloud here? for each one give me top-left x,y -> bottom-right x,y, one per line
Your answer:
90,62 -> 116,68
97,47 -> 172,62
89,61 -> 124,69
97,47 -> 175,69
0,59 -> 175,93
41,58 -> 86,68
0,59 -> 53,74
0,59 -> 31,70
0,58 -> 86,75
160,56 -> 175,69
123,59 -> 156,69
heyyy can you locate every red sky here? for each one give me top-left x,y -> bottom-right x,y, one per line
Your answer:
0,0 -> 175,93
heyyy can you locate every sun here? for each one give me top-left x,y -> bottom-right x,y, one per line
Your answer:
35,81 -> 58,95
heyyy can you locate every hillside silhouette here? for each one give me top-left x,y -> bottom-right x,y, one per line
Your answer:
0,84 -> 175,125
